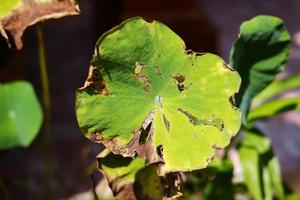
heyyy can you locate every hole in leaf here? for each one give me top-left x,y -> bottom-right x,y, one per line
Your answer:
163,114 -> 170,132
81,65 -> 109,95
139,122 -> 152,144
185,49 -> 193,55
171,73 -> 192,92
134,62 -> 151,92
99,153 -> 133,168
177,108 -> 224,131
156,145 -> 164,159
134,62 -> 146,74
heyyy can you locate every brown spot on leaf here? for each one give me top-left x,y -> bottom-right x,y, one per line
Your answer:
88,131 -> 140,157
185,49 -> 206,57
178,108 -> 224,131
138,110 -> 165,164
134,62 -> 151,92
171,73 -> 186,84
223,62 -> 235,71
138,126 -> 164,164
154,66 -> 162,79
90,110 -> 164,165
0,0 -> 80,49
80,65 -> 109,95
171,73 -> 192,92
116,183 -> 137,200
163,114 -> 170,132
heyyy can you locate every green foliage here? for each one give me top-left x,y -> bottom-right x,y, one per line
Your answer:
254,74 -> 300,103
248,97 -> 300,122
74,15 -> 298,200
230,15 -> 291,125
76,17 -> 241,174
0,81 -> 43,150
231,15 -> 295,200
203,160 -> 235,200
0,0 -> 21,17
187,15 -> 296,200
238,128 -> 284,200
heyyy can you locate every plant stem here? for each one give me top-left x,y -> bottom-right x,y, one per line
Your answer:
37,26 -> 51,120
0,178 -> 13,200
37,25 -> 53,200
90,173 -> 100,200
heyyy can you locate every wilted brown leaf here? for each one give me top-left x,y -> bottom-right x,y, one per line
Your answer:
0,0 -> 79,49
97,149 -> 183,200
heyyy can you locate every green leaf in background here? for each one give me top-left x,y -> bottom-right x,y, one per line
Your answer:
240,127 -> 271,154
97,149 -> 182,199
0,81 -> 43,150
179,158 -> 235,200
268,156 -> 284,199
0,0 -> 79,49
253,74 -> 300,103
248,97 -> 300,122
203,160 -> 235,200
229,15 -> 291,125
76,17 -> 241,174
238,128 -> 284,200
239,146 -> 262,200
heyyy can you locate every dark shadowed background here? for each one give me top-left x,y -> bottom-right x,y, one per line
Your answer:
0,0 -> 300,199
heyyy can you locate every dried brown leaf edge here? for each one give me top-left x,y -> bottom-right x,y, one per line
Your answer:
0,0 -> 80,49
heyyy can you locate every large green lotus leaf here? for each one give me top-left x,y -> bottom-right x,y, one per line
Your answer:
76,17 -> 241,174
230,15 -> 291,125
0,81 -> 43,150
0,0 -> 79,49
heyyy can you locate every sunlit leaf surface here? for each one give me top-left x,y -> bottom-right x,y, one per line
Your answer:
76,17 -> 241,174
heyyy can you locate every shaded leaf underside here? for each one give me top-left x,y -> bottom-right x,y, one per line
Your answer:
97,151 -> 182,199
76,17 -> 241,174
229,15 -> 291,125
0,0 -> 79,49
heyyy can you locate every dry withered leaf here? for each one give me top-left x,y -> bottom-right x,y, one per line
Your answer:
96,149 -> 183,200
0,0 -> 80,49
